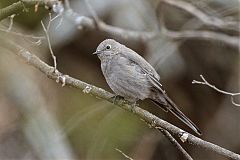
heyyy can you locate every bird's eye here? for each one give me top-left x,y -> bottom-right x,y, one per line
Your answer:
106,45 -> 111,49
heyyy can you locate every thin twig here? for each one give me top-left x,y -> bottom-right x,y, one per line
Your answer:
145,119 -> 193,160
84,0 -> 100,24
2,39 -> 240,160
158,129 -> 193,160
46,13 -> 52,31
7,14 -> 15,32
192,75 -> 240,107
115,148 -> 133,160
41,14 -> 57,72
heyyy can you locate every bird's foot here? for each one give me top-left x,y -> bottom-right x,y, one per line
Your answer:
55,71 -> 69,87
179,132 -> 189,143
129,102 -> 139,113
111,95 -> 124,104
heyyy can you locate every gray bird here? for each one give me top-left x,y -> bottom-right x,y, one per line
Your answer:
94,39 -> 201,135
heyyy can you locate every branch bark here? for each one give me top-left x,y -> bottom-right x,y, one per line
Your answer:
2,39 -> 240,160
0,0 -> 58,21
1,0 -> 239,47
158,129 -> 193,160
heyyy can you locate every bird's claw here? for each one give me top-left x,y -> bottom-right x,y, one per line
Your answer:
130,102 -> 138,113
56,74 -> 69,87
111,95 -> 124,104
179,132 -> 189,143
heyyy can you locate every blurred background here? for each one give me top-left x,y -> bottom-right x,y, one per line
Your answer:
0,0 -> 239,159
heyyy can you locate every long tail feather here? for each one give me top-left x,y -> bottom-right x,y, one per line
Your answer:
152,96 -> 201,135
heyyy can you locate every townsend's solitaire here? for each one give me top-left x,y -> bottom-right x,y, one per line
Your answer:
94,39 -> 201,135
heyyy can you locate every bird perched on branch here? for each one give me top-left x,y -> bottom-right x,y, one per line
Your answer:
93,39 -> 201,135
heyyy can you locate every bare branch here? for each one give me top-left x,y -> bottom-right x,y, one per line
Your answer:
162,28 -> 240,48
2,39 -> 240,160
115,148 -> 133,160
63,8 -> 159,41
192,75 -> 240,107
161,0 -> 240,31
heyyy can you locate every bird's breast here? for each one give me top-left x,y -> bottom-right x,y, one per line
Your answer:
100,56 -> 152,100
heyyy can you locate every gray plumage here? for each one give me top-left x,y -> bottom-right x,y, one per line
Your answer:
94,39 -> 201,135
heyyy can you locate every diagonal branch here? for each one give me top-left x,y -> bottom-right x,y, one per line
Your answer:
115,148 -> 134,160
158,129 -> 193,160
2,38 -> 240,160
161,0 -> 239,31
143,118 -> 193,159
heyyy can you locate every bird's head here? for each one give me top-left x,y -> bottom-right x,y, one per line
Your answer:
93,39 -> 120,60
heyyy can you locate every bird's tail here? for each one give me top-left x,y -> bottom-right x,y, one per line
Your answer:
151,95 -> 201,135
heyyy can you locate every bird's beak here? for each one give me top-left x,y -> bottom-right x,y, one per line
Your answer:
93,50 -> 101,55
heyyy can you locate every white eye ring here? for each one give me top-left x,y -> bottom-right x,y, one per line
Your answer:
106,44 -> 111,49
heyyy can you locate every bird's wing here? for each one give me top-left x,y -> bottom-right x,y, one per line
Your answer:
141,67 -> 165,92
120,47 -> 165,92
121,47 -> 160,80
120,48 -> 164,92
